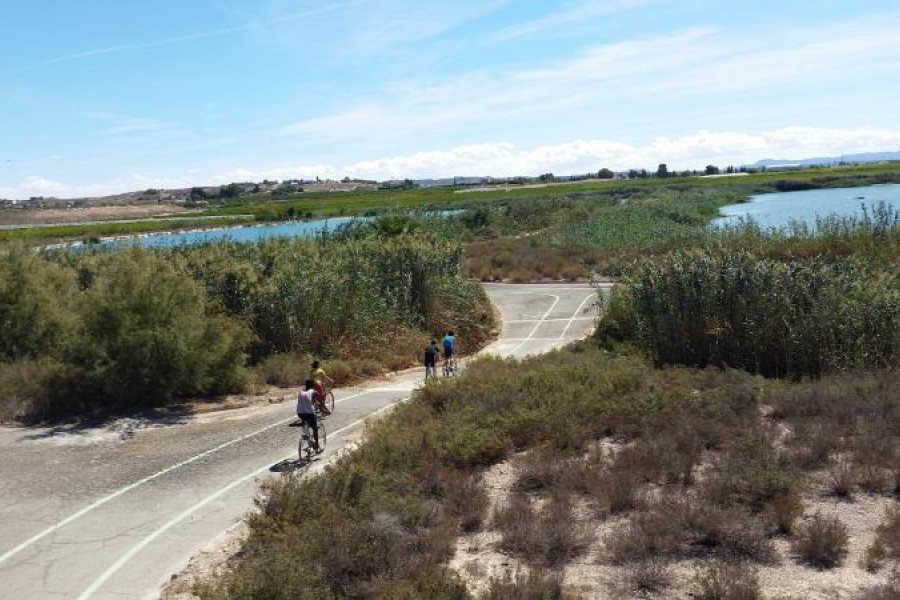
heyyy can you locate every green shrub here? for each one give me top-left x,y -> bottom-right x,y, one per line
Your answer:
0,251 -> 79,360
58,251 -> 249,412
601,251 -> 900,377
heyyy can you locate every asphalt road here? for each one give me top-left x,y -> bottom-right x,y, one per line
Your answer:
0,283 -> 602,600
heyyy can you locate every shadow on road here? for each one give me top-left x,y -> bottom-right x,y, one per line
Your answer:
19,413 -> 192,441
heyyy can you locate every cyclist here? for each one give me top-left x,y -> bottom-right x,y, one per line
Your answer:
297,380 -> 322,453
310,360 -> 334,415
424,339 -> 439,379
443,330 -> 456,371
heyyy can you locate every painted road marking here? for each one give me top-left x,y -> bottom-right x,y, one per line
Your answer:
510,294 -> 559,355
74,402 -> 403,600
505,317 -> 595,323
559,295 -> 596,340
0,386 -> 397,567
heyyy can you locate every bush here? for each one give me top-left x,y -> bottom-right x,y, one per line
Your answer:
494,493 -> 591,567
702,434 -> 799,511
605,496 -> 774,565
691,560 -> 761,600
480,571 -> 577,600
826,458 -> 856,498
59,252 -> 249,412
791,512 -> 849,568
0,251 -> 79,360
865,506 -> 900,571
624,558 -> 672,595
0,358 -> 59,422
762,490 -> 803,535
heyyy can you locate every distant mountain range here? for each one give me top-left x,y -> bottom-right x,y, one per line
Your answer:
753,151 -> 900,168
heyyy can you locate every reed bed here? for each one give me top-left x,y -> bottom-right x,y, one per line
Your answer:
600,249 -> 900,377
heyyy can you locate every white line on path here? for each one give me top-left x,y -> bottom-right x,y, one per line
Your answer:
510,294 -> 559,355
504,317 -> 595,324
75,401 -> 403,600
76,289 -> 598,599
0,387 -> 387,567
559,295 -> 596,340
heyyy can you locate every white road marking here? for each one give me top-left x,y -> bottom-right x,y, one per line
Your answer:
510,294 -> 560,355
75,401 -> 403,600
559,295 -> 596,340
3,284 -> 602,598
504,317 -> 595,324
0,387 -> 390,567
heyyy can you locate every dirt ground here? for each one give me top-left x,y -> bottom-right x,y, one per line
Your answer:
0,203 -> 192,225
448,448 -> 897,600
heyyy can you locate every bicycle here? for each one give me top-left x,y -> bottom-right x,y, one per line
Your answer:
314,385 -> 335,418
442,355 -> 457,377
298,418 -> 327,464
425,361 -> 437,381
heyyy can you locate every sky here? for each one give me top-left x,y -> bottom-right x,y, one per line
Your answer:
1,0 -> 900,199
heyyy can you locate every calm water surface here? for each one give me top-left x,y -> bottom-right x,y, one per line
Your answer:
100,217 -> 360,248
715,184 -> 900,229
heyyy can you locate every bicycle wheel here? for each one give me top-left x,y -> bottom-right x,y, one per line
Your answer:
317,421 -> 327,450
298,427 -> 313,463
324,390 -> 335,415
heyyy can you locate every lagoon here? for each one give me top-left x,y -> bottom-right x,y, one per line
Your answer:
99,216 -> 360,248
715,184 -> 900,229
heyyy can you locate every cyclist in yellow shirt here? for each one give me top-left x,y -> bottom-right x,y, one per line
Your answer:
310,360 -> 334,415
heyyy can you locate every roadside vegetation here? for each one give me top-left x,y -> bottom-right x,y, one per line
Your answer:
196,166 -> 900,599
0,232 -> 495,421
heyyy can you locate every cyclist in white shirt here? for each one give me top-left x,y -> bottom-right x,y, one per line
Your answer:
297,379 -> 322,453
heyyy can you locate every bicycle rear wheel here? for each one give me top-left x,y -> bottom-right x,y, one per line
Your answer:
298,428 -> 313,463
317,421 -> 327,450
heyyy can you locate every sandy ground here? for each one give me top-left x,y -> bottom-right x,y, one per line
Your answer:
444,445 -> 898,600
0,203 -> 191,225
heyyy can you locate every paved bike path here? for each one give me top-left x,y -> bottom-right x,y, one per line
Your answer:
0,283 -> 601,600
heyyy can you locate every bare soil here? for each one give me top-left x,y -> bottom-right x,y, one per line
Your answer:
448,446 -> 898,600
0,204 -> 192,226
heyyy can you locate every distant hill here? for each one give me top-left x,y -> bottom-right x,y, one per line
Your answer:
753,151 -> 900,169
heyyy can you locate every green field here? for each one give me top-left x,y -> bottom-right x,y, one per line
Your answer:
4,162 -> 900,244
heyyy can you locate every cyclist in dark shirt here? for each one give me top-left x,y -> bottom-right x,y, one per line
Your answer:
424,340 -> 439,379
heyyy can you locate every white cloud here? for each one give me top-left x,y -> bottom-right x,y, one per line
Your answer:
278,15 -> 900,150
222,126 -> 900,182
5,125 -> 900,199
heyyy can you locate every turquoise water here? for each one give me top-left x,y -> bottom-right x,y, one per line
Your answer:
715,184 -> 900,229
99,217 -> 360,248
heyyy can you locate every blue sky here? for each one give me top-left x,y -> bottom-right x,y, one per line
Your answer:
2,0 -> 900,198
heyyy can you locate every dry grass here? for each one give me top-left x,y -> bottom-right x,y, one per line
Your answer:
791,512 -> 850,568
494,493 -> 591,567
464,239 -> 610,282
827,458 -> 857,499
864,506 -> 900,572
691,560 -> 761,600
623,558 -> 672,596
605,496 -> 774,565
854,572 -> 900,600
479,570 -> 579,600
762,490 -> 804,535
